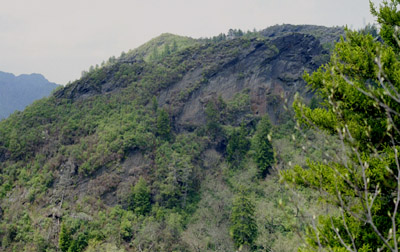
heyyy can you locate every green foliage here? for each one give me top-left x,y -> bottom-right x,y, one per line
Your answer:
252,116 -> 274,178
130,177 -> 151,216
162,43 -> 171,57
230,188 -> 258,249
359,23 -> 379,37
67,232 -> 88,252
154,134 -> 202,209
199,28 -> 262,43
284,1 -> 400,251
58,220 -> 89,252
370,0 -> 400,51
152,96 -> 158,112
309,96 -> 319,109
156,108 -> 172,141
120,211 -> 135,241
226,123 -> 250,169
124,33 -> 199,62
149,47 -> 160,61
205,100 -> 223,140
225,91 -> 251,121
59,223 -> 72,252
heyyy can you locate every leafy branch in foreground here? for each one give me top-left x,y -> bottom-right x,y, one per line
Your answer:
283,1 -> 400,251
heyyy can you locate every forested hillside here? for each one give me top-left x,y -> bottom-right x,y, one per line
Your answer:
0,25 -> 346,252
0,71 -> 59,120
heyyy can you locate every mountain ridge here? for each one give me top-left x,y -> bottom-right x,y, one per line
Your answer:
0,25 -> 343,251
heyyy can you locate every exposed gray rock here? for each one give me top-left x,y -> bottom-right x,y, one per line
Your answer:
158,33 -> 326,127
260,24 -> 345,45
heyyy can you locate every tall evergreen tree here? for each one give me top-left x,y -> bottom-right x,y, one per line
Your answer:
226,123 -> 250,168
59,222 -> 71,252
205,101 -> 223,140
152,96 -> 158,113
252,116 -> 274,178
230,188 -> 258,250
67,233 -> 88,252
130,177 -> 151,215
156,108 -> 171,141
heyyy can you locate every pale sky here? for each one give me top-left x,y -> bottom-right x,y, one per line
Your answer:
0,0 -> 382,84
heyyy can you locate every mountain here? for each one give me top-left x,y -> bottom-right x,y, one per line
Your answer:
0,25 -> 344,251
0,71 -> 59,120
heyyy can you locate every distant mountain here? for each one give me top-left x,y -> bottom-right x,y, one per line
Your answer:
0,71 -> 59,119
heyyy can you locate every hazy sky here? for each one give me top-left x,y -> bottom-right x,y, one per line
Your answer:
0,0 -> 382,84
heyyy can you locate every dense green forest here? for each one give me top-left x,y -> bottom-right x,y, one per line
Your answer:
1,1 -> 399,251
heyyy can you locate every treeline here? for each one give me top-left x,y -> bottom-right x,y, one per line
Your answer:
200,28 -> 261,43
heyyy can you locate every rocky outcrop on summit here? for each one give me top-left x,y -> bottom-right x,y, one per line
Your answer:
260,24 -> 345,45
160,33 -> 327,127
57,31 -> 329,127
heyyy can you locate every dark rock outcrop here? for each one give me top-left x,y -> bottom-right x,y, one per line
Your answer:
158,33 -> 327,127
260,24 -> 345,45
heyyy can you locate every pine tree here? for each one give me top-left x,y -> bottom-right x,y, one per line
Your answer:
156,109 -> 171,141
205,100 -> 224,140
230,188 -> 257,249
67,233 -> 87,252
59,222 -> 71,252
226,123 -> 250,168
131,177 -> 151,215
252,116 -> 274,178
152,96 -> 158,113
67,241 -> 79,252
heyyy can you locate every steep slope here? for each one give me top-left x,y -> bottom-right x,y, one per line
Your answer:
56,33 -> 328,124
0,71 -> 59,120
0,26 -> 337,251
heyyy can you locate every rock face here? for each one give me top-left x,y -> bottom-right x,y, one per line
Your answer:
54,60 -> 145,101
159,33 -> 328,126
260,24 -> 345,45
55,26 -> 340,127
0,71 -> 59,119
